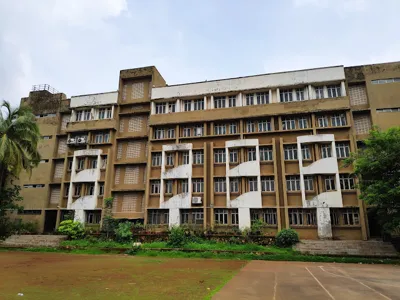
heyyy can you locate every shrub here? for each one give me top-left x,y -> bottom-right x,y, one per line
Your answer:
250,219 -> 264,235
58,220 -> 85,240
167,226 -> 187,248
13,220 -> 39,234
114,221 -> 133,243
275,229 -> 299,247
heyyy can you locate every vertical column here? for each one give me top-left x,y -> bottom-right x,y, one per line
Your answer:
268,90 -> 272,103
276,88 -> 280,103
210,96 -> 214,109
308,85 -> 313,100
237,93 -> 243,106
203,96 -> 207,110
323,86 -> 329,98
91,108 -> 96,120
111,105 -> 115,119
297,140 -> 306,206
160,149 -> 166,205
150,102 -> 155,115
176,99 -> 181,112
341,81 -> 347,97
225,145 -> 230,205
331,140 -> 342,197
292,89 -> 297,102
225,96 -> 229,108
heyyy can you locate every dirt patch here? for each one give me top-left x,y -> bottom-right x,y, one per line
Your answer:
0,252 -> 245,300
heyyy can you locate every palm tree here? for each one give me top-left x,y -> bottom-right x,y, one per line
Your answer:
0,101 -> 41,188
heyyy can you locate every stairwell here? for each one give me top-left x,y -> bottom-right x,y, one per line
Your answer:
0,235 -> 67,248
294,240 -> 399,258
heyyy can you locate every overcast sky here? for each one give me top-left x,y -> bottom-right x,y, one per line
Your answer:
0,0 -> 399,106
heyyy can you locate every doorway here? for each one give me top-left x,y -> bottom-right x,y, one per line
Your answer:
44,210 -> 57,233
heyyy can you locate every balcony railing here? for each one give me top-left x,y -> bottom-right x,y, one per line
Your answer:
31,84 -> 59,94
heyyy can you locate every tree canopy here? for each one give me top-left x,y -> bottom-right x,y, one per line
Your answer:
347,127 -> 400,234
0,100 -> 41,187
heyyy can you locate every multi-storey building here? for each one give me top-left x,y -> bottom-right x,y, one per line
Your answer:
11,62 -> 400,240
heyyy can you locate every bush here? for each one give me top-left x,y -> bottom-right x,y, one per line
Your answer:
275,229 -> 299,248
12,220 -> 39,234
114,221 -> 133,243
58,220 -> 85,240
167,226 -> 187,248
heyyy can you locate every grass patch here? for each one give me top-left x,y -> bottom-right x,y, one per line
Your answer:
60,239 -> 131,249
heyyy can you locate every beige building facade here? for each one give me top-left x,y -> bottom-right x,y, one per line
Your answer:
12,62 -> 400,240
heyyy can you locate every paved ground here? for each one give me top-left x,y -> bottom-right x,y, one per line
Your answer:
214,261 -> 400,300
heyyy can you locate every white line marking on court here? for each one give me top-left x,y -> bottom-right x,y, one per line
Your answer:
305,267 -> 335,300
272,272 -> 277,300
320,266 -> 392,300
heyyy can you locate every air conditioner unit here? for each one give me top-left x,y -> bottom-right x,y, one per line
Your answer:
67,138 -> 76,144
192,197 -> 202,204
77,137 -> 87,144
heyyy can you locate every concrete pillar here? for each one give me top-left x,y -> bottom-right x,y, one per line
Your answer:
203,96 -> 207,110
341,81 -> 346,97
276,88 -> 280,103
237,93 -> 243,106
323,86 -> 329,98
150,102 -> 155,115
238,207 -> 250,230
210,96 -> 214,109
308,85 -> 313,100
176,99 -> 181,112
317,207 -> 333,239
268,90 -> 272,103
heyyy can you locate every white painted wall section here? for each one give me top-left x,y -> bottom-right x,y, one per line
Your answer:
302,158 -> 338,175
74,168 -> 99,182
70,91 -> 118,108
317,207 -> 333,240
152,67 -> 345,99
162,164 -> 192,179
229,161 -> 260,177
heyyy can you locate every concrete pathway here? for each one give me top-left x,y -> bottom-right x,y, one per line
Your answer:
214,261 -> 400,300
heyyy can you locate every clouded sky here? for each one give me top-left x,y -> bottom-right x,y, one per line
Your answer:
0,0 -> 399,106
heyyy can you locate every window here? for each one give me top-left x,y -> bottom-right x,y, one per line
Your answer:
182,152 -> 189,165
40,159 -> 49,163
74,184 -> 82,196
286,176 -> 300,191
151,180 -> 161,194
246,94 -> 254,105
336,142 -> 350,158
90,159 -> 97,169
165,180 -> 173,194
214,124 -> 226,135
340,174 -> 355,190
104,133 -> 110,143
193,211 -> 204,224
101,157 -> 107,169
325,176 -> 336,191
298,117 -> 308,129
214,209 -> 228,225
257,92 -> 269,105
260,146 -> 273,161
228,96 -> 236,107
42,135 -> 52,140
183,126 -> 191,137
284,145 -> 298,160
148,210 -> 169,225
304,176 -> 314,191
85,211 -> 101,224
229,149 -> 238,163
247,148 -> 257,161
377,107 -> 400,113
248,177 -> 258,191
214,96 -> 226,108
296,88 -> 305,101
315,87 -> 324,99
261,176 -> 274,192
372,78 -> 400,84
67,160 -> 73,171
180,179 -> 189,193
231,210 -> 239,225
193,125 -> 204,136
280,90 -> 293,102
342,208 -> 360,225
331,114 -> 347,127
229,123 -> 238,134
183,100 -> 191,111
318,116 -> 328,128
166,153 -> 174,166
83,110 -> 91,121
289,209 -> 317,226
155,103 -> 166,114
181,211 -> 189,224
214,178 -> 226,192
99,183 -> 104,196
263,209 -> 277,225
76,110 -> 83,121
246,121 -> 255,133
167,128 -> 175,138
192,178 -> 204,193
321,144 -> 332,158
64,185 -> 70,197
193,99 -> 204,111
258,120 -> 271,132
18,210 -> 42,215
282,117 -> 296,130
154,128 -> 165,139
301,145 -> 311,160
87,183 -> 95,196
94,133 -> 103,144
152,153 -> 161,166
77,158 -> 85,170
168,102 -> 176,113
193,150 -> 204,164
327,85 -> 341,98
214,149 -> 226,163
23,184 -> 45,188
230,178 -> 239,193
99,107 -> 112,119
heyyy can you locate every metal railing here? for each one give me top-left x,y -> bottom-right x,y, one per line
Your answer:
31,84 -> 59,94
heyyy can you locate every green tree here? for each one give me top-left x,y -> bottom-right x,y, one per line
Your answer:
0,100 -> 41,187
346,127 -> 400,234
0,184 -> 23,239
